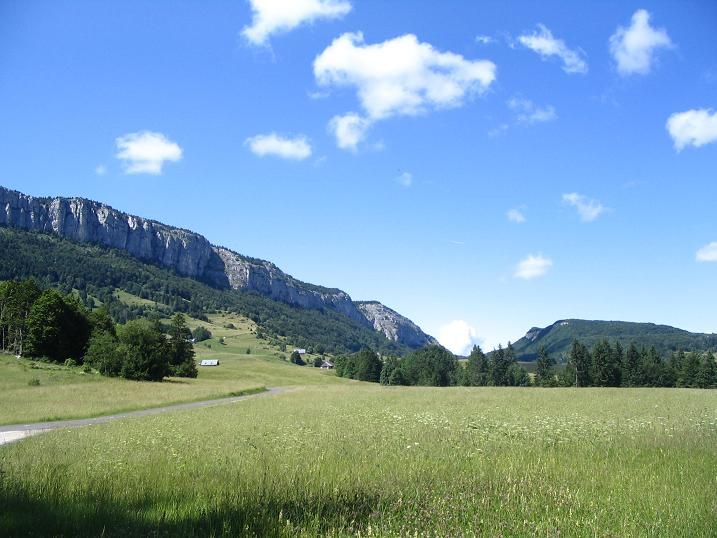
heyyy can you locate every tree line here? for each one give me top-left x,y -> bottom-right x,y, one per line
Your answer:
334,340 -> 716,389
335,345 -> 530,387
0,279 -> 197,381
546,340 -> 716,388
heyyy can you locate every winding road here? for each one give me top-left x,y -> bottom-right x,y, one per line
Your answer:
0,386 -> 288,446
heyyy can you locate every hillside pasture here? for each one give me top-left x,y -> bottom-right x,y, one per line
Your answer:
0,312 -> 338,425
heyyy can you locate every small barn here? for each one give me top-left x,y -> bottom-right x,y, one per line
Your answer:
200,359 -> 219,366
320,360 -> 334,370
293,348 -> 307,355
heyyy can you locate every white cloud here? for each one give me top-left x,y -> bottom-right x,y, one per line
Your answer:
518,24 -> 587,74
514,254 -> 552,280
328,113 -> 370,150
696,242 -> 717,262
666,109 -> 717,151
396,171 -> 413,188
242,0 -> 351,46
115,131 -> 182,175
508,98 -> 557,124
438,320 -> 480,356
95,165 -> 107,176
562,192 -> 606,222
609,9 -> 672,76
507,208 -> 526,223
476,35 -> 494,45
314,32 -> 496,149
245,133 -> 312,160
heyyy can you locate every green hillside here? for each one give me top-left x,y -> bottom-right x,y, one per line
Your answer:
0,227 -> 408,355
512,319 -> 717,361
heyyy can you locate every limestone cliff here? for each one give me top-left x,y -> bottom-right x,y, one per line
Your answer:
356,301 -> 438,348
1,186 -> 436,347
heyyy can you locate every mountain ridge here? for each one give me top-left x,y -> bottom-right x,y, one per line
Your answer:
511,318 -> 717,360
0,185 -> 435,347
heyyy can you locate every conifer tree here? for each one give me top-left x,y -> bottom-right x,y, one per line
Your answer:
535,345 -> 556,386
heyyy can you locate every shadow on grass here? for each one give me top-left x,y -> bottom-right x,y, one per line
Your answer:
0,486 -> 385,537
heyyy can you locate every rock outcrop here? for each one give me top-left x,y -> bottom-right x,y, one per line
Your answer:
0,186 -> 436,347
356,301 -> 438,348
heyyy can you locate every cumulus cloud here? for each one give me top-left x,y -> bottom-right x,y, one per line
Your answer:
514,254 -> 552,280
562,193 -> 606,222
518,24 -> 587,74
396,171 -> 413,188
508,98 -> 557,124
609,9 -> 672,76
115,131 -> 182,175
507,208 -> 526,223
328,113 -> 370,151
242,0 -> 351,46
666,109 -> 717,151
696,242 -> 717,262
438,320 -> 480,356
314,32 -> 496,149
245,133 -> 312,160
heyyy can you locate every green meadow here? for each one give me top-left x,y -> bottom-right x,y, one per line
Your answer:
1,312 -> 716,536
2,385 -> 715,536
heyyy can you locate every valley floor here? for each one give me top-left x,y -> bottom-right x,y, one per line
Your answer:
1,382 -> 715,536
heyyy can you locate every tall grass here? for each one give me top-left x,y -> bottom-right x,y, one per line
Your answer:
2,385 -> 715,536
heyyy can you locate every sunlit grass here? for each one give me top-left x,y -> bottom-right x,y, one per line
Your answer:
2,385 -> 715,536
0,312 -> 340,425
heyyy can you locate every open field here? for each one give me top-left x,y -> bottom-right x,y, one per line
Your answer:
1,385 -> 715,536
0,312 -> 339,425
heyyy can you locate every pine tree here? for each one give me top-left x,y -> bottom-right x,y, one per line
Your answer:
593,339 -> 616,387
168,313 -> 196,378
568,340 -> 592,387
623,343 -> 641,386
535,345 -> 556,386
464,345 -> 489,386
697,352 -> 716,389
680,352 -> 701,388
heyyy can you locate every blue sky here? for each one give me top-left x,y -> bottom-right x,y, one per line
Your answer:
1,0 -> 716,353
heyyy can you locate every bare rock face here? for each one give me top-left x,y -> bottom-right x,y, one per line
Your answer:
356,301 -> 438,348
1,186 -> 437,347
214,247 -> 367,324
1,187 -> 218,281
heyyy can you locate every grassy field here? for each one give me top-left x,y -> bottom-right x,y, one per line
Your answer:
1,385 -> 715,536
0,312 -> 339,425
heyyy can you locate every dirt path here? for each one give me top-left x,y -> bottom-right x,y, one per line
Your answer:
0,387 -> 288,446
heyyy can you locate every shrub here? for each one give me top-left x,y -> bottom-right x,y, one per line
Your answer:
192,326 -> 212,342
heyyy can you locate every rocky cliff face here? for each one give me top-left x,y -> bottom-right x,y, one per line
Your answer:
356,301 -> 438,348
1,186 -> 436,347
0,187 -> 222,283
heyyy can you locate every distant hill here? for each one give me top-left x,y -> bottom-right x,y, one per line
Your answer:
511,319 -> 717,361
0,186 -> 435,349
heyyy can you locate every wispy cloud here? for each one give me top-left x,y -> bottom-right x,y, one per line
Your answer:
562,192 -> 606,222
506,208 -> 526,223
696,242 -> 717,262
666,109 -> 717,151
242,0 -> 351,46
518,24 -> 587,74
508,98 -> 557,125
514,254 -> 552,280
95,165 -> 107,176
475,35 -> 494,45
396,171 -> 413,188
245,133 -> 312,160
609,9 -> 672,76
314,32 -> 496,150
115,131 -> 182,175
